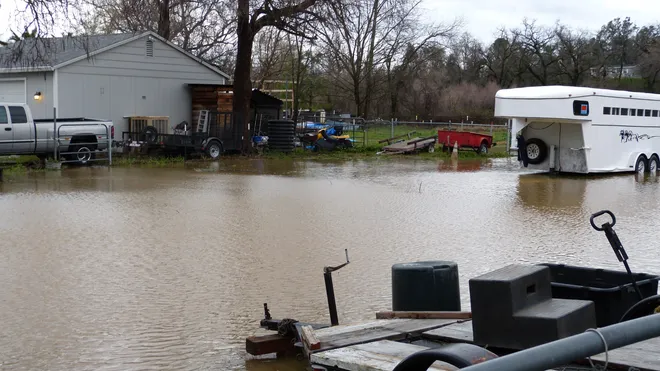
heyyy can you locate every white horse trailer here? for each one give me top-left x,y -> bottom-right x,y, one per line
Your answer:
495,86 -> 660,174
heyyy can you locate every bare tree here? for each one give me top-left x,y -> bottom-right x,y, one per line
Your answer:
554,23 -> 596,86
514,18 -> 559,85
252,28 -> 290,88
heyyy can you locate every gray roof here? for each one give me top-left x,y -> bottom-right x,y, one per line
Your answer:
0,33 -> 138,70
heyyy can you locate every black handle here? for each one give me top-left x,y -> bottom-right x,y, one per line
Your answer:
590,210 -> 616,231
4,127 -> 11,131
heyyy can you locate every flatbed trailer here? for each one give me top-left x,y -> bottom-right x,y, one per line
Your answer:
377,132 -> 437,154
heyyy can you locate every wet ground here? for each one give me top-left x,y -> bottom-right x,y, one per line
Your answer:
1,156 -> 659,370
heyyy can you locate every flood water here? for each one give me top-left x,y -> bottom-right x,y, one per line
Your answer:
1,156 -> 660,370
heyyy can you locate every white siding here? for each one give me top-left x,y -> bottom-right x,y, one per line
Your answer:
0,72 -> 54,119
57,35 -> 227,137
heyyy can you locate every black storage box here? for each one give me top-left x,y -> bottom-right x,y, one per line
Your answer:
538,263 -> 660,327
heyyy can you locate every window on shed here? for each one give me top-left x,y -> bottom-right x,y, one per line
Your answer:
645,109 -> 652,117
653,110 -> 659,117
603,107 -> 611,115
0,107 -> 7,124
613,107 -> 620,115
8,106 -> 27,123
146,39 -> 154,57
638,109 -> 644,116
621,108 -> 629,115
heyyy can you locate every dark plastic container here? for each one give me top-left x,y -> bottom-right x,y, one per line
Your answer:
392,261 -> 461,311
538,263 -> 660,327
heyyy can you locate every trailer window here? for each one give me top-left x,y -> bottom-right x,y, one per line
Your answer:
8,106 -> 27,124
613,107 -> 620,115
621,108 -> 629,115
638,109 -> 644,116
630,109 -> 636,116
603,107 -> 611,115
573,100 -> 589,116
653,110 -> 659,117
0,107 -> 7,124
645,109 -> 652,117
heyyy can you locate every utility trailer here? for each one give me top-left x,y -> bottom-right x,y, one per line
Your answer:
437,129 -> 494,154
377,132 -> 437,154
121,110 -> 242,159
496,85 -> 660,175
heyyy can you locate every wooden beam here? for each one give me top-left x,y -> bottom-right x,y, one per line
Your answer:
245,334 -> 295,356
375,311 -> 472,320
301,325 -> 321,352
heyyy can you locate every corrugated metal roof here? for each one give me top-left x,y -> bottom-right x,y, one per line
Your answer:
0,33 -> 138,70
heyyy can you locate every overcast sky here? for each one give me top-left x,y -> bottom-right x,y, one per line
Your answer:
422,0 -> 660,43
0,0 -> 659,43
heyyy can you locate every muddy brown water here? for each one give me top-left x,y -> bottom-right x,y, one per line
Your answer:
2,157 -> 660,370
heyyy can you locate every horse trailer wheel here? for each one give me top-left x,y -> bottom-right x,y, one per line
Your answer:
524,138 -> 548,165
635,155 -> 648,173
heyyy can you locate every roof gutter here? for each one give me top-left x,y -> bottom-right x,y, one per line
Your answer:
0,66 -> 54,73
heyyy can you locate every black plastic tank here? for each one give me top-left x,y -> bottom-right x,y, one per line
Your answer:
267,120 -> 296,152
392,261 -> 461,311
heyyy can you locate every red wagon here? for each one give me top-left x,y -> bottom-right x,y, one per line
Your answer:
437,129 -> 494,154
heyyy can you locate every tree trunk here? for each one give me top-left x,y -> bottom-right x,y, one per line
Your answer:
233,0 -> 254,154
363,0 -> 379,119
157,0 -> 171,40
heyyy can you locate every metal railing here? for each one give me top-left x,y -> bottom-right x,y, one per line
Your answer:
55,123 -> 113,165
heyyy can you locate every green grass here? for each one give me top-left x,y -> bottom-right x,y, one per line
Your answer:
111,155 -> 188,167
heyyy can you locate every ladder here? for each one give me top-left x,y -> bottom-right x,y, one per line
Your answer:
197,110 -> 209,133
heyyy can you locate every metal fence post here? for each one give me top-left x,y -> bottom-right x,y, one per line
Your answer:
53,107 -> 57,161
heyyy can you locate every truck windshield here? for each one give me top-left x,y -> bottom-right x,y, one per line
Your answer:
0,107 -> 7,124
8,106 -> 27,124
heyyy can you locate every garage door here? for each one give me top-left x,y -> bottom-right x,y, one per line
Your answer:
0,80 -> 26,103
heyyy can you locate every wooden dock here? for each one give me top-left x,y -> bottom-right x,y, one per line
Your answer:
309,318 -> 660,371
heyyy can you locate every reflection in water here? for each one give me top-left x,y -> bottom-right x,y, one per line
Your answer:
1,159 -> 660,371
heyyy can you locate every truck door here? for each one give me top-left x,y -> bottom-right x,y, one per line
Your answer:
7,105 -> 34,153
0,106 -> 12,154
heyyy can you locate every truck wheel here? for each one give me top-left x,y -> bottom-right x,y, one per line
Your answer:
205,141 -> 222,159
71,145 -> 95,165
525,138 -> 548,165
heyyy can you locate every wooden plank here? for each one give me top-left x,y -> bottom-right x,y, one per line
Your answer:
376,311 -> 472,320
422,320 -> 475,343
245,333 -> 295,356
314,319 -> 458,353
311,340 -> 459,371
301,325 -> 321,351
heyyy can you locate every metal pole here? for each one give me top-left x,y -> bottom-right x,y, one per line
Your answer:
108,125 -> 112,166
53,107 -> 57,161
459,313 -> 660,371
506,119 -> 511,154
391,118 -> 394,139
324,271 -> 339,326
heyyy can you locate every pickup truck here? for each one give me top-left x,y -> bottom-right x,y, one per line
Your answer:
0,103 -> 113,164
